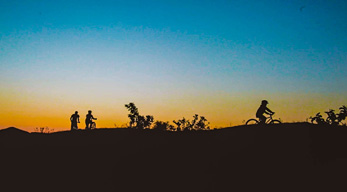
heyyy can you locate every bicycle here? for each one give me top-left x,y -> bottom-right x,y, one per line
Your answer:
90,121 -> 96,129
245,113 -> 281,125
86,119 -> 97,130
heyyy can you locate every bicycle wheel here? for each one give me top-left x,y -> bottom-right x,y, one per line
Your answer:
91,122 -> 96,129
246,119 -> 258,125
270,120 -> 281,124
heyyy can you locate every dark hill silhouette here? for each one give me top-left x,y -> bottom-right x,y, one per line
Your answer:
0,127 -> 29,134
1,123 -> 347,192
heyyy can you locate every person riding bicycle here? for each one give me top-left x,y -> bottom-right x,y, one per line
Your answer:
70,111 -> 80,130
256,100 -> 274,124
85,110 -> 97,130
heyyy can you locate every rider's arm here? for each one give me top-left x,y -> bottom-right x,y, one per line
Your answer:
265,107 -> 274,114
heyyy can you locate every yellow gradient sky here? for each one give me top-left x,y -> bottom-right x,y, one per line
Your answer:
1,88 -> 346,132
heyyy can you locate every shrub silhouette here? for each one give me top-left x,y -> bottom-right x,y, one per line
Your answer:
325,109 -> 338,125
310,105 -> 347,125
153,121 -> 174,131
310,112 -> 325,124
310,113 -> 327,125
125,103 -> 154,129
173,114 -> 210,131
196,116 -> 210,130
338,105 -> 347,123
124,103 -> 210,131
34,127 -> 52,133
173,117 -> 187,131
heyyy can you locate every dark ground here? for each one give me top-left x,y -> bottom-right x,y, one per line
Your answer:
1,123 -> 347,192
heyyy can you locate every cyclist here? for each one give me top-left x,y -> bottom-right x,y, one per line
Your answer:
256,100 -> 274,124
85,110 -> 97,130
70,111 -> 80,130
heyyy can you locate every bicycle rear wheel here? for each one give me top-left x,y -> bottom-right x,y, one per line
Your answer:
246,119 -> 258,125
270,120 -> 281,124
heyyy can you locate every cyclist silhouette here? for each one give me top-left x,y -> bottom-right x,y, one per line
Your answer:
256,100 -> 274,124
70,111 -> 80,130
85,110 -> 97,130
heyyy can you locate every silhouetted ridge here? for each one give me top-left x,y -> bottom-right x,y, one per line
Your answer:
1,123 -> 347,192
0,127 -> 29,135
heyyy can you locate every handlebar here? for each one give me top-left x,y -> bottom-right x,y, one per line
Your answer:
268,112 -> 275,117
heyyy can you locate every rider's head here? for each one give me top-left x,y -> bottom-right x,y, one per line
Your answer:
261,100 -> 268,105
88,110 -> 92,114
75,111 -> 78,114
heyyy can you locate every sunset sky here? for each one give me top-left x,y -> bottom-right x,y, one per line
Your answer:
1,0 -> 346,132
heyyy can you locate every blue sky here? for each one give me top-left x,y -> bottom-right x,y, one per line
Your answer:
0,0 -> 346,130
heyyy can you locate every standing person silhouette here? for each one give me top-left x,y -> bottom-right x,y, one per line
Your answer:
256,100 -> 274,124
70,111 -> 80,130
85,110 -> 97,130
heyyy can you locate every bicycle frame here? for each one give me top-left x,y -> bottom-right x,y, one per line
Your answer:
265,114 -> 274,124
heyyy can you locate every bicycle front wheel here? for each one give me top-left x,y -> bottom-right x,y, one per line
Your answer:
246,119 -> 258,125
270,120 -> 281,124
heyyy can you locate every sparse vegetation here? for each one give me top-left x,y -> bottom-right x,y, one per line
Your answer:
153,121 -> 173,131
114,123 -> 129,128
34,127 -> 53,133
310,112 -> 326,125
125,103 -> 210,131
152,115 -> 210,131
173,114 -> 210,131
310,105 -> 347,125
125,103 -> 154,129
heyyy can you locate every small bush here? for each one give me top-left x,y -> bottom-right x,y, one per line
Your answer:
125,103 -> 154,129
153,121 -> 172,131
173,114 -> 210,131
34,127 -> 52,133
310,105 -> 347,125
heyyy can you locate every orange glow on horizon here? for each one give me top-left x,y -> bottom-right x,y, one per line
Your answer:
1,90 -> 346,132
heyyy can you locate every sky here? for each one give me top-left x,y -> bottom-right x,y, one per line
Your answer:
1,0 -> 346,132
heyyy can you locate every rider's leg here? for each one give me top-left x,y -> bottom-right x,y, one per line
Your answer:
259,115 -> 266,124
71,121 -> 78,130
74,122 -> 77,130
85,121 -> 90,129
